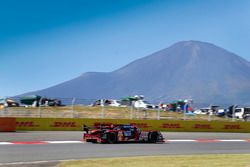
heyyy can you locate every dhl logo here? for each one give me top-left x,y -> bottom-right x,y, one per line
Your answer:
131,123 -> 152,128
161,123 -> 182,129
16,121 -> 39,127
194,124 -> 213,129
94,122 -> 113,128
50,122 -> 77,127
224,124 -> 242,129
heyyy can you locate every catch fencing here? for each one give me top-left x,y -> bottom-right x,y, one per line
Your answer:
0,97 -> 239,122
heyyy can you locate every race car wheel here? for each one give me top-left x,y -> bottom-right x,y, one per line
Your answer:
148,132 -> 158,143
107,132 -> 117,144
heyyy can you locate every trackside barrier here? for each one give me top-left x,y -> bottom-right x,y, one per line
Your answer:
0,117 -> 16,132
15,118 -> 250,132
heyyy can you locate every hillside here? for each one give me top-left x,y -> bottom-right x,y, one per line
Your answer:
24,41 -> 250,105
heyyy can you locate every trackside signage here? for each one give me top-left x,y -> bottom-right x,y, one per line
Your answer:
50,122 -> 77,127
0,118 -> 16,132
161,123 -> 182,129
224,124 -> 242,129
16,121 -> 39,127
193,124 -> 213,129
15,118 -> 250,132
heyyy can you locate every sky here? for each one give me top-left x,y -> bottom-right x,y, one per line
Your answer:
0,0 -> 250,97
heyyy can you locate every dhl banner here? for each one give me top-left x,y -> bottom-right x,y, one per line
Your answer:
15,117 -> 250,133
0,118 -> 16,132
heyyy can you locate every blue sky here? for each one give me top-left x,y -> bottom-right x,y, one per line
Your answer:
1,0 -> 250,97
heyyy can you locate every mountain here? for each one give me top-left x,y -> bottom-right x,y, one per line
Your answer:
24,41 -> 250,106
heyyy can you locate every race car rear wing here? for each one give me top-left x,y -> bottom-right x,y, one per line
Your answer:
82,123 -> 115,133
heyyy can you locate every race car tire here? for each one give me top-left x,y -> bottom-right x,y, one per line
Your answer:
148,131 -> 158,143
107,132 -> 117,144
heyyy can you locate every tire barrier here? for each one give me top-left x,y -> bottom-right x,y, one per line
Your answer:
14,117 -> 250,132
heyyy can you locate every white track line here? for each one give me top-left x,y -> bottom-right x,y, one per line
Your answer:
0,140 -> 249,145
0,159 -> 80,166
0,142 -> 13,145
217,139 -> 247,142
165,139 -> 249,142
46,141 -> 85,144
165,140 -> 196,142
0,160 -> 58,166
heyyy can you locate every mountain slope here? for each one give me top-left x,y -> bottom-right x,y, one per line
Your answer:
26,41 -> 250,105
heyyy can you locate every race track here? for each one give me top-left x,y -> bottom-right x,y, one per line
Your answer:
1,132 -> 250,165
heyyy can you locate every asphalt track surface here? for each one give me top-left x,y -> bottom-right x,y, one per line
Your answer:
1,132 -> 250,166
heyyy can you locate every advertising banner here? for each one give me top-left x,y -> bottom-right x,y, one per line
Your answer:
15,118 -> 250,133
0,117 -> 16,132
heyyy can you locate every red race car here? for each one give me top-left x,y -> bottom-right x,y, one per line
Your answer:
83,124 -> 164,144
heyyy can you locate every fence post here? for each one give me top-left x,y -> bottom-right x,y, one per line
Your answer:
232,105 -> 235,122
72,98 -> 76,118
38,98 -> 43,118
130,101 -> 134,119
100,99 -> 105,118
157,107 -> 160,120
143,109 -> 147,119
157,102 -> 161,120
183,103 -> 188,120
3,106 -> 7,117
208,110 -> 212,121
130,105 -> 133,119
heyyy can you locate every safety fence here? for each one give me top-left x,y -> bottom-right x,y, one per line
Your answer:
0,97 -> 239,121
0,106 -> 234,122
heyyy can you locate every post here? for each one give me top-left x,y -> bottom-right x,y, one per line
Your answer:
207,105 -> 211,121
208,109 -> 212,121
157,102 -> 161,120
72,98 -> 76,118
38,98 -> 43,118
3,104 -> 7,116
232,105 -> 235,122
143,109 -> 147,119
101,99 -> 105,118
183,103 -> 188,120
130,101 -> 134,119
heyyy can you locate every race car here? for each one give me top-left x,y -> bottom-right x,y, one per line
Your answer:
83,123 -> 164,144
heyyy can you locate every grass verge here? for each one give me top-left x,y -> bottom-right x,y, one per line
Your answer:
59,154 -> 250,167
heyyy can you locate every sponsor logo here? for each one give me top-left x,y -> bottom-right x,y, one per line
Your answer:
50,122 -> 77,127
193,124 -> 213,129
93,122 -> 113,128
16,121 -> 39,127
161,123 -> 182,129
131,123 -> 152,128
224,124 -> 242,129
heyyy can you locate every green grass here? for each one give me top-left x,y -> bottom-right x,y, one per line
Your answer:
59,154 -> 250,167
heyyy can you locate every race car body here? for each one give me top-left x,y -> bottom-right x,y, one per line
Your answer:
83,124 -> 164,144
